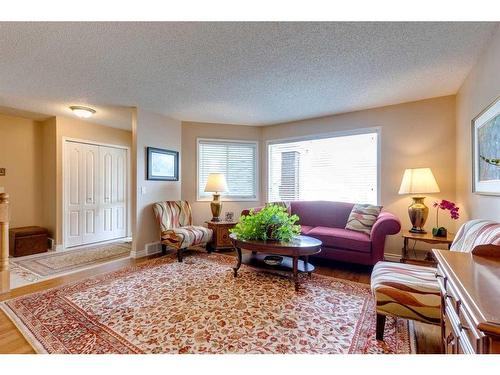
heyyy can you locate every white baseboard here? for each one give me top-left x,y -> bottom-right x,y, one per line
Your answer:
130,249 -> 146,259
384,252 -> 402,262
131,241 -> 162,259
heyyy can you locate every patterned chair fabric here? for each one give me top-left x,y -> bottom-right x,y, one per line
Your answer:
371,219 -> 500,330
152,201 -> 212,250
449,219 -> 500,251
371,262 -> 441,325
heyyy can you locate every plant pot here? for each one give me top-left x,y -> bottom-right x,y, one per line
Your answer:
432,227 -> 447,237
266,224 -> 280,241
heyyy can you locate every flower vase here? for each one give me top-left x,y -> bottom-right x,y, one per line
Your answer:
432,227 -> 447,237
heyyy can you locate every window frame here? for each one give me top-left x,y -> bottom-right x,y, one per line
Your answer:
266,127 -> 381,205
196,137 -> 260,202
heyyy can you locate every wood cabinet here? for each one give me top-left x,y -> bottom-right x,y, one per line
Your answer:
433,248 -> 500,354
206,221 -> 237,251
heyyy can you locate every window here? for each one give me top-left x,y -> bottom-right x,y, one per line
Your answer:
268,130 -> 379,204
197,138 -> 258,201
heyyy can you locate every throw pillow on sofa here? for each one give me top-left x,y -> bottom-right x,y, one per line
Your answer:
345,204 -> 382,235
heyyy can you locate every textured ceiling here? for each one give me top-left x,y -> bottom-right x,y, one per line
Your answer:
0,22 -> 497,129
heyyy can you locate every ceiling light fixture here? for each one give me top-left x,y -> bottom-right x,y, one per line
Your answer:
70,105 -> 96,118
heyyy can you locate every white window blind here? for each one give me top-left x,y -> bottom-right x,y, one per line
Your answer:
268,131 -> 378,204
198,139 -> 258,200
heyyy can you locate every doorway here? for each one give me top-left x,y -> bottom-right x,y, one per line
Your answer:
64,140 -> 128,248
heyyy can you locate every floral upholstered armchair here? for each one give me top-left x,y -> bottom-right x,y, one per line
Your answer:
152,201 -> 213,262
371,219 -> 500,341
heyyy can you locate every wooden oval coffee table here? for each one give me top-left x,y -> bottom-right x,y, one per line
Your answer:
229,233 -> 322,291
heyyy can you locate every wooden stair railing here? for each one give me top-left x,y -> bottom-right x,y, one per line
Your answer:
0,192 -> 9,293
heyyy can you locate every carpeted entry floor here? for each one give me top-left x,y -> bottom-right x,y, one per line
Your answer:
10,242 -> 131,288
1,251 -> 414,354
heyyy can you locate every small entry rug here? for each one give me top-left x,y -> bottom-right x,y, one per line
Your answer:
10,242 -> 131,287
1,252 -> 414,354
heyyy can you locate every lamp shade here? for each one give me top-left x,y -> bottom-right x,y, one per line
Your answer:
204,173 -> 228,193
398,168 -> 440,195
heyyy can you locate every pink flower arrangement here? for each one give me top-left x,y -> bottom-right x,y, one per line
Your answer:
433,199 -> 460,227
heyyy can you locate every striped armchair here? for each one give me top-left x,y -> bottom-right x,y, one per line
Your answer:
371,219 -> 500,340
152,201 -> 213,262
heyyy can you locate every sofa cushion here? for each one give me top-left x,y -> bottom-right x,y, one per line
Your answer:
345,204 -> 382,235
291,201 -> 355,228
299,225 -> 315,235
307,226 -> 371,253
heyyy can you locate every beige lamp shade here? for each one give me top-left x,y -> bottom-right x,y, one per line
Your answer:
398,168 -> 440,195
204,173 -> 228,193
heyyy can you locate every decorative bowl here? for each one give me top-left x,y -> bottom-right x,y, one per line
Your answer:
264,255 -> 283,266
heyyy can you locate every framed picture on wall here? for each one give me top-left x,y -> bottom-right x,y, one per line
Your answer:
147,147 -> 179,181
472,96 -> 500,195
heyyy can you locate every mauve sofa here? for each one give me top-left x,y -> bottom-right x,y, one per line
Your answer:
241,201 -> 401,266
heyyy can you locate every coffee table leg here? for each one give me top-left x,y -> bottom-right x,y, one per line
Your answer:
233,246 -> 242,277
293,256 -> 299,291
304,255 -> 312,277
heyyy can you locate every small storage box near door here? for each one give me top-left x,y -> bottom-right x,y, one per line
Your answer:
9,226 -> 49,257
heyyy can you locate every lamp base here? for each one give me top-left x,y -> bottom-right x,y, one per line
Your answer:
210,193 -> 222,222
408,196 -> 429,234
409,227 -> 427,234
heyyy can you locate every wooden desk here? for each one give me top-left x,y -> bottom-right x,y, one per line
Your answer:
433,248 -> 500,354
402,231 -> 454,265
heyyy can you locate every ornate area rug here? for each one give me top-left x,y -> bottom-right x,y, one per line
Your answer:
12,243 -> 131,278
1,252 -> 414,354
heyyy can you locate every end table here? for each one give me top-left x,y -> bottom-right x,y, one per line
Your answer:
401,231 -> 454,266
206,221 -> 237,251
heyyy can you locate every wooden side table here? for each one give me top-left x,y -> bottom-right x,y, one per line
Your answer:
401,231 -> 454,266
206,221 -> 237,251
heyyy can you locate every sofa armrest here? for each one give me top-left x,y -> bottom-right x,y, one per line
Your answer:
370,211 -> 401,263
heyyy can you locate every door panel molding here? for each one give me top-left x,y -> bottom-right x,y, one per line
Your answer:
63,138 -> 129,249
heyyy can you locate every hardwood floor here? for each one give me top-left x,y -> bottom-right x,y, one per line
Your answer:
0,249 -> 441,354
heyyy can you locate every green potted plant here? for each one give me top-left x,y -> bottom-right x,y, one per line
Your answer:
230,204 -> 301,242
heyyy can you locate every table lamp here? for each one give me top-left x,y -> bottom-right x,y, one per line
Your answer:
398,168 -> 440,234
204,173 -> 228,222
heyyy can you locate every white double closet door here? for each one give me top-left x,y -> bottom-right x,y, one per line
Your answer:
65,141 -> 127,247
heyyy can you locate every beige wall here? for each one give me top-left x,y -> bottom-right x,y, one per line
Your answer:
0,113 -> 44,228
181,98 -> 456,256
134,110 -> 182,254
41,117 -> 57,237
181,121 -> 263,225
456,26 -> 500,223
262,96 -> 457,255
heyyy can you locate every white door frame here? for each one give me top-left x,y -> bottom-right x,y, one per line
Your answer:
62,137 -> 131,250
